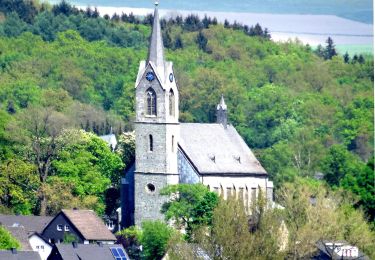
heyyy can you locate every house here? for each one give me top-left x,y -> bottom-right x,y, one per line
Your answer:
313,241 -> 369,260
100,133 -> 118,151
29,233 -> 53,260
47,243 -> 128,260
0,214 -> 53,235
0,249 -> 41,260
42,209 -> 116,245
0,215 -> 53,260
120,2 -> 274,227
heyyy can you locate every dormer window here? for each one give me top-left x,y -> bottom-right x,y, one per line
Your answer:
146,88 -> 157,116
169,89 -> 175,117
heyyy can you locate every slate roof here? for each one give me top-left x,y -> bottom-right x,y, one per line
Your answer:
53,244 -> 127,260
6,226 -> 33,251
61,210 -> 116,241
0,250 -> 41,260
100,134 -> 117,150
179,123 -> 267,175
0,215 -> 53,235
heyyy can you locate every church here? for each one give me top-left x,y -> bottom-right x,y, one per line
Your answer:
121,3 -> 274,228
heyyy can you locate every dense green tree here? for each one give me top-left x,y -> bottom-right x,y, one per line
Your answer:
0,226 -> 21,250
278,179 -> 375,259
161,184 -> 219,240
140,221 -> 174,260
0,159 -> 39,214
2,12 -> 28,37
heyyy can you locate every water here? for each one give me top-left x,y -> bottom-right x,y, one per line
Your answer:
53,0 -> 373,24
46,0 -> 374,53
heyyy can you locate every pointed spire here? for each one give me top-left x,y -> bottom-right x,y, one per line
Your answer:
217,94 -> 227,110
147,1 -> 165,78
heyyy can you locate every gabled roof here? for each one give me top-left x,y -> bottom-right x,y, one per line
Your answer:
0,215 -> 53,235
179,123 -> 267,175
53,244 -> 128,260
0,250 -> 41,260
100,134 -> 117,150
60,210 -> 116,241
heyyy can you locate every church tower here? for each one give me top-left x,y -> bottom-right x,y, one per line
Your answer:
133,2 -> 180,226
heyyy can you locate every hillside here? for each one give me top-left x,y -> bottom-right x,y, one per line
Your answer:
0,1 -> 373,223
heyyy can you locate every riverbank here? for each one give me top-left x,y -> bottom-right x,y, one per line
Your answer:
77,5 -> 373,54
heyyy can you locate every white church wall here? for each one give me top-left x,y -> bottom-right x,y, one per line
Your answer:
201,175 -> 269,210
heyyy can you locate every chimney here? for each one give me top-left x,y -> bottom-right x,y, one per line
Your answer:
72,242 -> 78,248
11,248 -> 17,254
216,95 -> 228,129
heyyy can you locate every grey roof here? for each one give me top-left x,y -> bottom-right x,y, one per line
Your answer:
100,134 -> 117,149
179,123 -> 267,175
147,3 -> 165,79
6,226 -> 32,251
0,215 -> 53,235
61,210 -> 116,241
54,244 -> 128,260
0,250 -> 41,260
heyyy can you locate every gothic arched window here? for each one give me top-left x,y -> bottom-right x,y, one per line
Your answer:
146,88 -> 157,116
169,89 -> 175,117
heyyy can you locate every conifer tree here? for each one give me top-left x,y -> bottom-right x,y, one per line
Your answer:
196,30 -> 208,52
174,35 -> 183,50
343,52 -> 350,63
324,37 -> 337,60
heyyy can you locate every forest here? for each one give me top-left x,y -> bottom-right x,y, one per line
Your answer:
0,0 -> 374,258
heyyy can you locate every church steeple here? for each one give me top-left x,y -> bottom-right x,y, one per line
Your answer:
147,1 -> 165,79
217,94 -> 228,128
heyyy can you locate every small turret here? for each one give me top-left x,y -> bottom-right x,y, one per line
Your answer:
216,94 -> 228,128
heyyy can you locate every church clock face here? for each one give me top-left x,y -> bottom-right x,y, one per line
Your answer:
169,73 -> 174,82
146,72 -> 155,81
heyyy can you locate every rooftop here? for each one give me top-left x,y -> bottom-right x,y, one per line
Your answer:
0,215 -> 53,235
60,209 -> 116,241
53,243 -> 128,260
179,123 -> 267,175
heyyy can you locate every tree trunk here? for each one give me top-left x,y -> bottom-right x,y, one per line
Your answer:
39,191 -> 47,216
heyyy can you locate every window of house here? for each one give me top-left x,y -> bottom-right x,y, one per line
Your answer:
64,225 -> 70,232
171,135 -> 174,152
146,88 -> 157,116
169,89 -> 175,116
149,135 -> 153,152
57,224 -> 63,231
